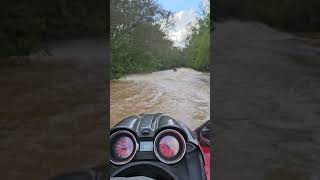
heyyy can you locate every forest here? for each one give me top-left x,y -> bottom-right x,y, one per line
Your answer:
110,0 -> 210,79
0,0 -> 106,58
0,0 -> 209,78
4,0 -> 318,78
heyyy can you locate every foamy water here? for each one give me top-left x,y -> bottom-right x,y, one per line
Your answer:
110,68 -> 210,129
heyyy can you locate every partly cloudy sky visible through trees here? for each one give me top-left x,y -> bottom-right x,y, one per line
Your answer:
158,0 -> 209,47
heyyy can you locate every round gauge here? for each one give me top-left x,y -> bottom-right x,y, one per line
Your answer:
159,135 -> 180,158
113,136 -> 134,159
154,129 -> 186,164
110,130 -> 138,165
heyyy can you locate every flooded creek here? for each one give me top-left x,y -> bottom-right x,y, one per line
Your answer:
110,68 -> 210,129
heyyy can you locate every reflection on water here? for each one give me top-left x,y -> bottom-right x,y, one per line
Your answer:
111,68 -> 210,129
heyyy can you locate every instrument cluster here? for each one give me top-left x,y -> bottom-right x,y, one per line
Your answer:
110,128 -> 187,165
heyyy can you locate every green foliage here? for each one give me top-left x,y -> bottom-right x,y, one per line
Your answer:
185,13 -> 210,71
0,0 -> 106,58
111,39 -> 160,79
110,0 -> 185,79
110,0 -> 211,78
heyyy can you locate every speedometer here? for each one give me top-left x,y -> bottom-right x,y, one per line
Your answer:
113,136 -> 134,159
110,130 -> 138,165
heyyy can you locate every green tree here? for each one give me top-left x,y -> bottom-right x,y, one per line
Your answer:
0,0 -> 106,59
110,0 -> 184,79
185,12 -> 210,71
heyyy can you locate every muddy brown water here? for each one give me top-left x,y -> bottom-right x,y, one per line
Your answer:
0,38 -> 107,180
1,21 -> 320,180
110,68 -> 210,128
214,21 -> 320,180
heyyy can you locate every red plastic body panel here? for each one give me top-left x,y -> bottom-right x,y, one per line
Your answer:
200,145 -> 210,180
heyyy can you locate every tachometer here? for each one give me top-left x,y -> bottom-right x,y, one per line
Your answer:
159,135 -> 180,158
154,129 -> 186,164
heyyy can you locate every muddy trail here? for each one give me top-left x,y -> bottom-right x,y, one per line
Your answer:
0,39 -> 107,180
214,21 -> 320,180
